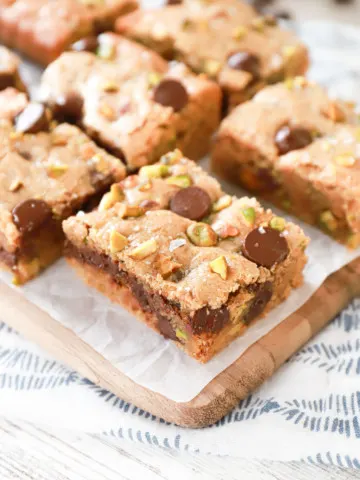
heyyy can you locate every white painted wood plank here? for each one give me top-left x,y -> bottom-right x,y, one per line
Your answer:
0,418 -> 358,480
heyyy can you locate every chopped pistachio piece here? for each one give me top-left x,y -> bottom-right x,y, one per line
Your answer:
124,205 -> 144,218
186,223 -> 217,247
81,0 -> 105,5
293,76 -> 307,88
269,216 -> 286,232
319,210 -> 338,232
157,254 -> 182,278
182,18 -> 194,30
138,181 -> 152,192
139,164 -> 170,179
166,174 -> 192,188
251,16 -> 266,32
91,153 -> 109,173
160,149 -> 183,165
203,59 -> 221,77
102,81 -> 119,93
284,77 -> 294,90
129,239 -> 158,260
264,14 -> 277,26
241,206 -> 256,226
47,164 -> 69,178
99,184 -> 124,211
212,195 -> 232,213
218,224 -> 239,239
209,255 -> 228,280
321,140 -> 332,152
282,45 -> 297,58
97,42 -> 116,60
110,230 -> 128,253
355,127 -> 360,143
99,103 -> 117,121
9,178 -> 23,192
325,102 -> 346,123
334,153 -> 356,167
176,329 -> 188,341
148,71 -> 163,88
232,25 -> 247,40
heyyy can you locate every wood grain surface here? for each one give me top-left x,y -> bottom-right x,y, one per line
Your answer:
1,258 -> 359,428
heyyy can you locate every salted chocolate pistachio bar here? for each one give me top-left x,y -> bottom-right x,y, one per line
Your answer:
63,150 -> 308,363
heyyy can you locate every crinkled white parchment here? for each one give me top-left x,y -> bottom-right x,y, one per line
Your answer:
0,19 -> 359,403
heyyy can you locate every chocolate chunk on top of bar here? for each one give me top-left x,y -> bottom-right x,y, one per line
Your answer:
63,149 -> 309,363
116,0 -> 308,111
0,115 -> 125,284
40,33 -> 221,169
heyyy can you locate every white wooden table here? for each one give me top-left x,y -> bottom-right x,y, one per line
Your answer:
1,2 -> 360,479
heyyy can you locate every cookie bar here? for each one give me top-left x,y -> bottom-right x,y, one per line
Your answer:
40,33 -> 221,169
212,79 -> 360,247
116,0 -> 308,112
0,0 -> 138,65
0,103 -> 125,284
0,46 -> 26,92
63,150 -> 308,363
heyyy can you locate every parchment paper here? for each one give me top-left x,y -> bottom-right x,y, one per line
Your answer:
0,16 -> 359,403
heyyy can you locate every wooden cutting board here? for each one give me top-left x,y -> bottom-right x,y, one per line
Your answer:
1,258 -> 359,428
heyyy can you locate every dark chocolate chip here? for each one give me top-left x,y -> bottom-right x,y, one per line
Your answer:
12,199 -> 52,234
243,281 -> 273,325
274,125 -> 313,155
191,305 -> 230,335
70,36 -> 99,53
166,0 -> 183,4
170,186 -> 212,221
55,92 -> 84,122
157,314 -> 178,341
153,79 -> 189,112
227,52 -> 260,79
15,103 -> 49,134
0,73 -> 14,91
243,227 -> 289,268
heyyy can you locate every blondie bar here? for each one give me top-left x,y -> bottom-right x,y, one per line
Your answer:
63,149 -> 308,363
0,0 -> 137,65
116,0 -> 308,111
212,79 -> 360,247
40,33 -> 221,169
0,101 -> 125,283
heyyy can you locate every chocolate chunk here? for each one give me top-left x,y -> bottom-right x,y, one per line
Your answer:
15,103 -> 49,134
274,125 -> 313,155
243,281 -> 273,325
55,92 -> 84,121
157,314 -> 178,341
191,305 -> 230,334
227,52 -> 260,79
153,79 -> 189,112
170,186 -> 212,221
166,0 -> 183,4
0,73 -> 14,91
70,36 -> 99,53
243,227 -> 289,268
12,199 -> 52,234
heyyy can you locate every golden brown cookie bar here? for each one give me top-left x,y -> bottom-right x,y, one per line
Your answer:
212,79 -> 360,247
40,33 -> 221,169
116,0 -> 308,112
0,46 -> 26,92
0,103 -> 125,284
63,150 -> 308,363
0,0 -> 138,65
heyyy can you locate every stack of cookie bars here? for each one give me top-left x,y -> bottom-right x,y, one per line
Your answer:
0,0 -> 358,363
